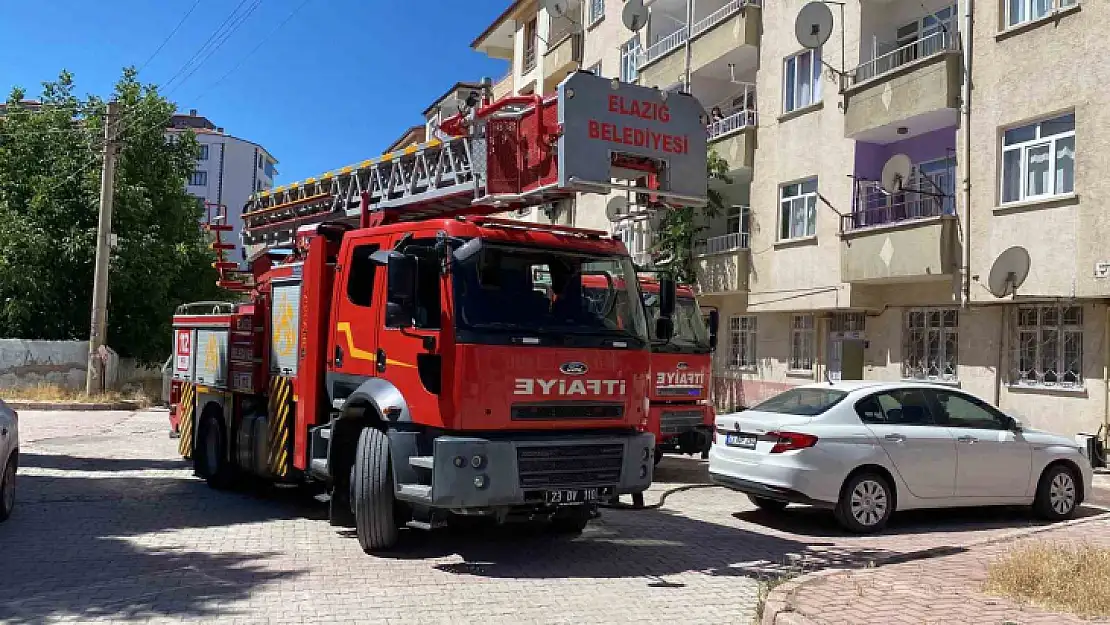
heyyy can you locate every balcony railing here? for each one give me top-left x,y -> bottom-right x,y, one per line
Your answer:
853,29 -> 958,84
523,46 -> 537,73
637,0 -> 760,70
708,109 -> 756,139
706,83 -> 757,139
842,179 -> 955,232
697,231 -> 749,255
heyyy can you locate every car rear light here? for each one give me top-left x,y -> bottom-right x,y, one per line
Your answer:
767,431 -> 818,453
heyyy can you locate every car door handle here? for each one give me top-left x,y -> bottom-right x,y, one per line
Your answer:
883,433 -> 906,443
957,435 -> 978,444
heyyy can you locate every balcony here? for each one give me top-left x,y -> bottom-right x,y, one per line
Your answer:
492,73 -> 513,100
543,32 -> 583,91
706,84 -> 756,182
844,28 -> 961,142
840,181 -> 959,284
636,0 -> 760,90
695,232 -> 750,294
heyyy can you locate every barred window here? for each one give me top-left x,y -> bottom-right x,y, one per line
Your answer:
790,314 -> 815,371
1011,304 -> 1083,387
728,315 -> 757,369
903,309 -> 958,381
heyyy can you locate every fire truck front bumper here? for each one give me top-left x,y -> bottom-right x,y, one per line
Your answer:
399,432 -> 656,510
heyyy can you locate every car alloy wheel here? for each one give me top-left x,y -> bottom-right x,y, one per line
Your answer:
1049,470 -> 1077,516
849,478 -> 889,528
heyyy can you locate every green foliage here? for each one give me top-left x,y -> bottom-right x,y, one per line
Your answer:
651,147 -> 733,283
0,68 -> 227,363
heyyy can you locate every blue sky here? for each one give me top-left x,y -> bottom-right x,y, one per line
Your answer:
0,0 -> 509,182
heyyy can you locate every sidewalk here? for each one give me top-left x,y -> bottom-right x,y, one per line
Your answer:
763,513 -> 1110,625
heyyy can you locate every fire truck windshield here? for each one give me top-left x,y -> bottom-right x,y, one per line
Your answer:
452,242 -> 649,347
643,294 -> 711,353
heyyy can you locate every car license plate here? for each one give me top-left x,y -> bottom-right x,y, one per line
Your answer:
726,432 -> 758,449
544,486 -> 613,504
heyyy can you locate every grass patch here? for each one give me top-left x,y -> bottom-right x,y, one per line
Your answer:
985,542 -> 1110,618
755,572 -> 800,620
1,383 -> 153,407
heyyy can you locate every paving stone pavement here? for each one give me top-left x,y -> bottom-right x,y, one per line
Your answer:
2,409 -> 1104,625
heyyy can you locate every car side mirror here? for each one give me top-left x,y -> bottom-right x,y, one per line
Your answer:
707,310 -> 719,351
1005,415 -> 1023,432
386,254 -> 418,328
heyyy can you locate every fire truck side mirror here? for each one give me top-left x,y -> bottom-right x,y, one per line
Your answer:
707,310 -> 720,351
385,254 -> 418,328
656,275 -> 677,341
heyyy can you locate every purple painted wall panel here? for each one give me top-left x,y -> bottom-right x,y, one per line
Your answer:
853,126 -> 957,180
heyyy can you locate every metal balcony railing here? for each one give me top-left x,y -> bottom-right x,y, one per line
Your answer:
637,0 -> 760,70
697,231 -> 749,255
853,29 -> 959,84
842,179 -> 955,232
523,47 -> 537,73
706,84 -> 757,138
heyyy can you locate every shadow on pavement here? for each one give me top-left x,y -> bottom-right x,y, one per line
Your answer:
17,452 -> 190,473
652,456 -> 712,485
0,469 -> 310,624
733,503 -> 1105,538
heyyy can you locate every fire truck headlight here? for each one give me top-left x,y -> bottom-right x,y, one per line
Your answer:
639,465 -> 648,479
453,456 -> 466,468
473,475 -> 488,489
641,447 -> 650,462
470,454 -> 486,469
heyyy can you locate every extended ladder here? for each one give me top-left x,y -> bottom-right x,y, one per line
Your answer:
203,201 -> 253,292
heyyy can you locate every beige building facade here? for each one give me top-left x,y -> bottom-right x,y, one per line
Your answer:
469,0 -> 1107,437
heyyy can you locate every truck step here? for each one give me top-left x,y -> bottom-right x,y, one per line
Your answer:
408,456 -> 434,470
314,492 -> 331,503
405,518 -> 447,531
397,484 -> 432,502
308,458 -> 329,481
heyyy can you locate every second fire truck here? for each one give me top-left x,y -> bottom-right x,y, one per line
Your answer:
168,71 -> 708,552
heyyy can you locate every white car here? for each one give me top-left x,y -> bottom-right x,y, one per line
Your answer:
709,381 -> 1094,533
0,398 -> 17,521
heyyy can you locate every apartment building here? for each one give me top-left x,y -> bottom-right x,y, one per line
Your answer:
470,0 -> 1106,436
167,110 -> 278,266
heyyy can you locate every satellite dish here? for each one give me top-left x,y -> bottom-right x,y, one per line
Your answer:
622,0 -> 648,32
795,2 -> 834,49
987,246 -> 1031,298
542,0 -> 570,19
606,196 -> 630,223
880,154 -> 913,194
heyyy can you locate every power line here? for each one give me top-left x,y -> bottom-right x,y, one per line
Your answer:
169,0 -> 263,96
137,0 -> 204,74
162,0 -> 257,95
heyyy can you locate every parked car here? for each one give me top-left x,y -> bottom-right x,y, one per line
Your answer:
0,398 -> 18,521
708,381 -> 1094,533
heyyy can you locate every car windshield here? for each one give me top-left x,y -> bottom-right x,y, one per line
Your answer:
750,387 -> 849,416
642,293 -> 710,350
452,242 -> 649,344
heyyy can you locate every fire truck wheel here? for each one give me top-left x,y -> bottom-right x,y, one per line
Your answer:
352,427 -> 398,553
654,447 -> 664,466
195,413 -> 234,490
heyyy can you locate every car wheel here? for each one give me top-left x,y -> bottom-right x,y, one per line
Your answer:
1033,464 -> 1079,521
835,472 -> 893,534
0,456 -> 15,522
748,495 -> 788,513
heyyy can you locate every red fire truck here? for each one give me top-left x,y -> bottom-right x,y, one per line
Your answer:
167,71 -> 708,552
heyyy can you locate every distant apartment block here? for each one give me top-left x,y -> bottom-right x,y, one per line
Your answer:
167,110 -> 278,266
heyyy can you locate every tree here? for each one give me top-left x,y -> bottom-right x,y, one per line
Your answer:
650,147 -> 732,283
0,69 -> 227,363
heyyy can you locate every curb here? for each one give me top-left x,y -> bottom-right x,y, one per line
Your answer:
760,509 -> 1110,625
4,401 -> 143,411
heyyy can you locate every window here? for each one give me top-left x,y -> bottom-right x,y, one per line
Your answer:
197,144 -> 209,160
752,387 -> 848,417
588,0 -> 605,25
790,314 -> 815,372
523,19 -> 538,72
779,179 -> 818,240
1001,113 -> 1075,204
855,389 -> 936,425
1007,0 -> 1076,28
1012,304 -> 1083,387
587,61 -> 602,76
727,206 -> 750,239
932,390 -> 1007,430
620,36 -> 641,83
614,218 -> 651,262
396,239 -> 441,329
188,171 -> 208,187
346,244 -> 380,307
783,48 -> 822,113
903,309 -> 958,381
728,315 -> 757,369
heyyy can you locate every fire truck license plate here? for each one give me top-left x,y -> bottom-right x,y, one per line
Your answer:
545,486 -> 613,504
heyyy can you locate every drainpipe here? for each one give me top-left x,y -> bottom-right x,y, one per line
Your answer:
682,0 -> 694,92
1104,307 -> 1109,442
960,0 -> 974,310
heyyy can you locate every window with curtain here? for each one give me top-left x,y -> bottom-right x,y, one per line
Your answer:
1000,112 -> 1075,204
779,178 -> 818,240
728,316 -> 757,369
1011,304 -> 1083,387
783,48 -> 822,113
1007,0 -> 1073,28
620,37 -> 641,83
790,315 -> 815,372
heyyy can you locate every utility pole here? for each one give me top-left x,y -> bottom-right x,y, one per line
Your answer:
86,101 -> 121,395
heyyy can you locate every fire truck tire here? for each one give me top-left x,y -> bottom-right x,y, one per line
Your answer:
352,427 -> 398,553
195,412 -> 234,490
654,447 -> 664,466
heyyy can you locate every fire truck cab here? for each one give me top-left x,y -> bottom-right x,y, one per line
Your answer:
169,71 -> 709,553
